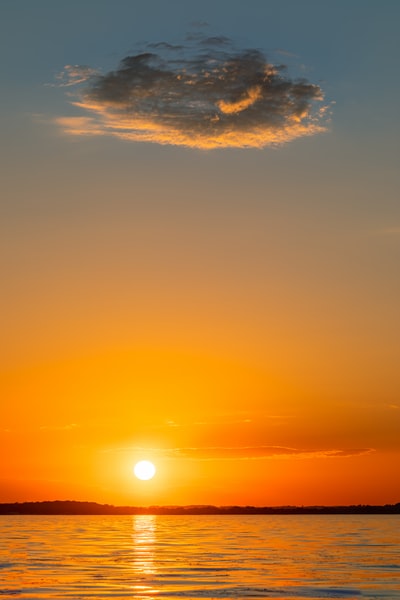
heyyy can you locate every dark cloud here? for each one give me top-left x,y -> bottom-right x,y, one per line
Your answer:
56,35 -> 329,149
147,42 -> 184,51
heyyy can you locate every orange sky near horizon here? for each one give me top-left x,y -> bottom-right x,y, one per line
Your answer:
2,160 -> 400,506
2,156 -> 400,506
2,334 -> 400,506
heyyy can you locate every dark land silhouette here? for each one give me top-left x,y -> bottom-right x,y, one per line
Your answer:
1,501 -> 399,515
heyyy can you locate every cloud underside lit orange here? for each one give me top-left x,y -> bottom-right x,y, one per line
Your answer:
56,112 -> 327,149
56,39 -> 329,149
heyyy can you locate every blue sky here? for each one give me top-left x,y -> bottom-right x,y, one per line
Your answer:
2,0 -> 400,383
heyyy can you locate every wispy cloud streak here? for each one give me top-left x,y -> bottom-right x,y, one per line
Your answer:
167,446 -> 374,460
104,445 -> 373,460
55,35 -> 329,149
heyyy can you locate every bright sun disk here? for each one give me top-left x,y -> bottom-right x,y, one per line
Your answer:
134,460 -> 156,481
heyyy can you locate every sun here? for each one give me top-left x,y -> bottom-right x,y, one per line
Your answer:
133,460 -> 156,481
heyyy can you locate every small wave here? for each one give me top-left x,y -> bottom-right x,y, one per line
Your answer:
364,563 -> 400,570
300,587 -> 362,597
154,585 -> 363,598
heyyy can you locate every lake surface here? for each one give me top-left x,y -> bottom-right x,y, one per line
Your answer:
0,515 -> 399,599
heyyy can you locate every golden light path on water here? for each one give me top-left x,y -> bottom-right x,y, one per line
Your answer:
0,514 -> 399,598
131,515 -> 158,596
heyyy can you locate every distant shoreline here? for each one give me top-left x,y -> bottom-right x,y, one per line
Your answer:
1,501 -> 399,515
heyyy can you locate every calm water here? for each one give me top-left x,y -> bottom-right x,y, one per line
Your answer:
0,515 -> 399,599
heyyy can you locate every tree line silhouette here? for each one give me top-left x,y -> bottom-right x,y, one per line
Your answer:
1,501 -> 399,515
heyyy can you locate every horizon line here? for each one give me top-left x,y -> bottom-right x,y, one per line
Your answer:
1,500 -> 399,516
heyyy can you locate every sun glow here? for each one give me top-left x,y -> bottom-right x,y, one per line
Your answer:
134,460 -> 156,481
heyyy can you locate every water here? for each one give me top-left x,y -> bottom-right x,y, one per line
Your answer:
0,515 -> 399,599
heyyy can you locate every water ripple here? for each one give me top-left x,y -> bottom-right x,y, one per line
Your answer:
0,515 -> 399,599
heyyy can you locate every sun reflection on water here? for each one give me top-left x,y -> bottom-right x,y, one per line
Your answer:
131,515 -> 159,596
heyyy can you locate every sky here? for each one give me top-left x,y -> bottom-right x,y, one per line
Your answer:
1,0 -> 400,507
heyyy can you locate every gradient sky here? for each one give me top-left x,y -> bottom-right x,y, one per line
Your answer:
1,0 -> 400,507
